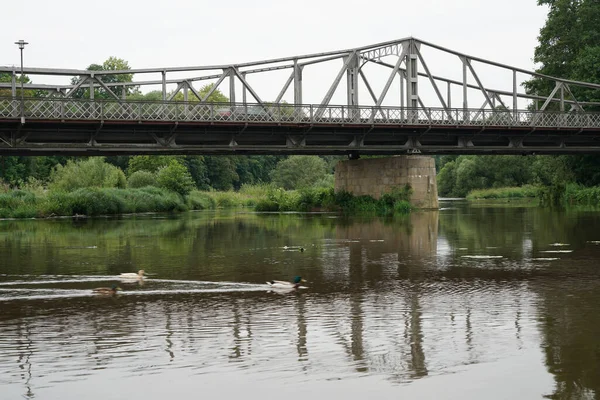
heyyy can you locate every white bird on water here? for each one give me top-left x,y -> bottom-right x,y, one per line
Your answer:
119,270 -> 146,279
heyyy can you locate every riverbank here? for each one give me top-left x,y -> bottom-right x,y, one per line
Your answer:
465,184 -> 600,207
0,184 -> 413,218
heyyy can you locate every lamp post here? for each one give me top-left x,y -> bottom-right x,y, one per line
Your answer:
14,40 -> 28,124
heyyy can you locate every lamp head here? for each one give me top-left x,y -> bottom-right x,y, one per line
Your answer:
14,40 -> 29,50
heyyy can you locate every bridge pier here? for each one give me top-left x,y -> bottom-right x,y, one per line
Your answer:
334,156 -> 439,209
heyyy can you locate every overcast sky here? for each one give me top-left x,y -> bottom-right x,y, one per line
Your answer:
1,0 -> 549,106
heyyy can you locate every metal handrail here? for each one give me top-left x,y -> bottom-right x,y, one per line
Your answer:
1,97 -> 600,129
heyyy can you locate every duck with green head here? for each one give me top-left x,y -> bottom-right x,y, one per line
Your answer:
267,276 -> 306,290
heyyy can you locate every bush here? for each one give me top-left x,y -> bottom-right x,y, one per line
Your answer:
467,185 -> 540,200
127,170 -> 157,189
270,156 -> 328,190
49,157 -> 127,192
186,190 -> 217,210
41,187 -> 187,216
156,161 -> 196,196
0,190 -> 40,218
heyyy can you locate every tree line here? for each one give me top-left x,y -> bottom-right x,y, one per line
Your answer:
438,0 -> 600,197
0,57 -> 342,192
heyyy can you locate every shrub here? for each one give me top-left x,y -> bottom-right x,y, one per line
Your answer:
156,161 -> 196,196
186,190 -> 217,210
128,170 -> 157,189
41,187 -> 187,216
270,156 -> 328,190
49,157 -> 127,192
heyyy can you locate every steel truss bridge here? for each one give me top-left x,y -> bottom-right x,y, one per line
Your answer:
2,37 -> 600,156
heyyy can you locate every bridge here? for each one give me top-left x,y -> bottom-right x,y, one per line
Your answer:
2,37 -> 600,156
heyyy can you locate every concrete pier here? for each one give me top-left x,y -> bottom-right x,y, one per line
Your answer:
334,156 -> 439,209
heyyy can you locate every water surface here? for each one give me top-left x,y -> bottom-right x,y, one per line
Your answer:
1,203 -> 600,399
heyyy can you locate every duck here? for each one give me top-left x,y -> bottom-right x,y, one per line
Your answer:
93,285 -> 122,295
266,276 -> 306,290
119,270 -> 145,279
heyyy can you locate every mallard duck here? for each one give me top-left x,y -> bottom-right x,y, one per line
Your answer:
266,276 -> 306,289
92,285 -> 122,295
119,270 -> 145,279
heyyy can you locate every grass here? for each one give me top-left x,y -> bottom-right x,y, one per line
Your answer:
466,185 -> 540,200
0,184 -> 415,218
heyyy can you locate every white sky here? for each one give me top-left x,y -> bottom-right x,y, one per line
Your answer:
0,0 -> 549,108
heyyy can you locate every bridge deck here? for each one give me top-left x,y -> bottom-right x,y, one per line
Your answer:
1,98 -> 600,155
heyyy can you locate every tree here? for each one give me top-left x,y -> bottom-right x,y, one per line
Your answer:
169,83 -> 229,103
270,156 -> 327,190
525,0 -> 600,109
0,73 -> 35,98
156,160 -> 195,196
127,155 -> 175,175
204,156 -> 239,191
524,0 -> 600,186
70,57 -> 137,99
49,157 -> 126,192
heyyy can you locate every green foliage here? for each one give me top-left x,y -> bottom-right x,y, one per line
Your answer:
204,156 -> 239,191
271,156 -> 327,190
186,191 -> 217,210
42,187 -> 186,216
296,188 -> 336,212
437,155 -> 535,197
169,83 -> 229,103
563,183 -> 600,206
127,170 -> 156,188
49,157 -> 126,192
254,188 -> 301,212
156,160 -> 196,196
127,155 -> 175,175
526,0 -> 600,109
70,57 -> 137,99
467,186 -> 540,200
0,190 -> 40,218
0,73 -> 35,98
254,185 -> 412,215
538,182 -> 567,208
332,186 -> 413,216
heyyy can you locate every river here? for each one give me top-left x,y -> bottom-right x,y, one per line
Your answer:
1,200 -> 600,399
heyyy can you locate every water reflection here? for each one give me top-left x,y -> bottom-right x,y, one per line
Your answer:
0,206 -> 599,398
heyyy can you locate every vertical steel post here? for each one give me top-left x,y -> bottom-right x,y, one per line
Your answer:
293,60 -> 303,105
346,52 -> 359,121
447,81 -> 451,109
11,70 -> 17,118
242,72 -> 247,105
89,76 -> 94,100
183,81 -> 189,119
11,70 -> 16,98
512,70 -> 518,113
405,40 -> 419,122
462,57 -> 468,121
229,68 -> 236,105
559,84 -> 565,112
400,71 -> 405,120
162,71 -> 167,101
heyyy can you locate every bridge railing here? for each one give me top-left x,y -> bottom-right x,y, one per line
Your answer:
2,97 -> 600,129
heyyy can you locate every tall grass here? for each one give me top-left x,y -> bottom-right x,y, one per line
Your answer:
563,184 -> 600,206
254,185 -> 413,215
467,185 -> 540,200
0,183 -> 414,218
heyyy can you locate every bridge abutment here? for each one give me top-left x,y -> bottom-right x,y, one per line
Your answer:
334,156 -> 439,209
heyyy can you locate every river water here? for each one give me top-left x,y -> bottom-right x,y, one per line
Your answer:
1,201 -> 600,399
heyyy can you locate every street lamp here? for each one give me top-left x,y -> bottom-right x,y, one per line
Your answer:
14,40 -> 28,124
